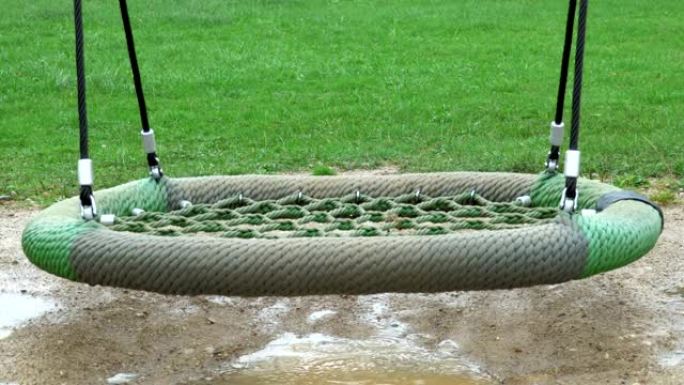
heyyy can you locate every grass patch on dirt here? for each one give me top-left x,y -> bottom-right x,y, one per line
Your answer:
646,178 -> 684,206
312,165 -> 337,176
1,0 -> 682,203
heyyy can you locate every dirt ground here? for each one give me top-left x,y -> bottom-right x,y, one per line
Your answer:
0,201 -> 683,385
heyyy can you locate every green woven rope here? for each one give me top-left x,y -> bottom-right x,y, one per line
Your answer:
98,177 -> 169,215
530,172 -> 662,276
21,178 -> 169,279
530,171 -> 619,209
577,200 -> 662,277
109,191 -> 560,238
21,216 -> 95,280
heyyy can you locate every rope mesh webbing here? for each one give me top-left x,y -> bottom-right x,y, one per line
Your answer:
110,192 -> 560,238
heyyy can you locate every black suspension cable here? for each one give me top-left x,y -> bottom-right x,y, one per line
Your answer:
73,0 -> 94,213
554,0 -> 577,125
564,0 -> 588,203
119,0 -> 150,131
569,0 -> 587,152
546,0 -> 577,170
118,0 -> 162,178
75,0 -> 88,160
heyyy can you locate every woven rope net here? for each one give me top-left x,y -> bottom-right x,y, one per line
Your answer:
110,191 -> 560,238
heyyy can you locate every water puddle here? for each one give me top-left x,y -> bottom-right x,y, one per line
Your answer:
106,372 -> 140,384
660,350 -> 684,367
0,292 -> 56,339
217,333 -> 491,385
307,309 -> 337,324
221,370 -> 485,384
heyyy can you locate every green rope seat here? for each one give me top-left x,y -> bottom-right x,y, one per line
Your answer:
22,172 -> 663,296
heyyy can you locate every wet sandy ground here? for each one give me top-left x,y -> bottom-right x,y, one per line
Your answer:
1,202 -> 683,385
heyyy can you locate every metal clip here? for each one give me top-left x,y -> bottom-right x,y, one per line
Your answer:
559,188 -> 578,213
149,164 -> 163,180
468,189 -> 477,204
80,194 -> 97,220
545,154 -> 559,172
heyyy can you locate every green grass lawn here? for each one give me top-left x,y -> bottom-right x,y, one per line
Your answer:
1,0 -> 683,203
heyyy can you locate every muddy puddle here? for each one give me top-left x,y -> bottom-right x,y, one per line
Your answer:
213,332 -> 490,385
220,370 -> 483,385
0,293 -> 56,340
194,295 -> 492,384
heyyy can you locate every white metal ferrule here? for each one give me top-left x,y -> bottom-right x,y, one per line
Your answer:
515,195 -> 532,207
99,214 -> 116,225
563,150 -> 581,178
550,121 -> 565,146
78,159 -> 94,186
141,129 -> 157,154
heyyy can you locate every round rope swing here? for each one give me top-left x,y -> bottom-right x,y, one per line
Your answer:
22,0 -> 664,296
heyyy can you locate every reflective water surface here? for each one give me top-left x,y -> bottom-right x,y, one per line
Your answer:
216,332 -> 492,385
0,293 -> 55,340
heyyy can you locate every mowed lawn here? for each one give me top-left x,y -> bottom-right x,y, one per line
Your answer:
1,0 -> 682,202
